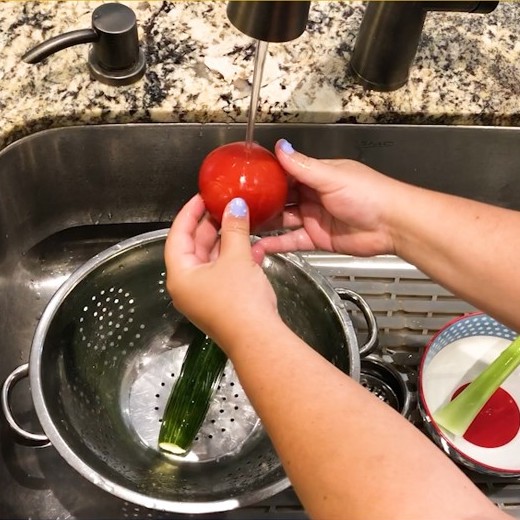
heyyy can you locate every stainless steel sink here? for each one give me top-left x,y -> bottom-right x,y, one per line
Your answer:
2,123 -> 520,519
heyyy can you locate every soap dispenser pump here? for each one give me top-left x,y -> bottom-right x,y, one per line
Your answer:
22,3 -> 146,86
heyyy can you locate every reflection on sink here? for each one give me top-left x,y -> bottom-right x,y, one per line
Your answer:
3,123 -> 520,519
22,222 -> 169,297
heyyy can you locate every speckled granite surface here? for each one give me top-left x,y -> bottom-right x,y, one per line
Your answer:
0,1 -> 519,148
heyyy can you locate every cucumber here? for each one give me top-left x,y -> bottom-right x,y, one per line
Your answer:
158,328 -> 228,455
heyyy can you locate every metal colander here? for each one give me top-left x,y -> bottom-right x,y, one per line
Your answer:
5,229 -> 368,514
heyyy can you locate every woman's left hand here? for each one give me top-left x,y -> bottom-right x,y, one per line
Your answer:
164,195 -> 280,353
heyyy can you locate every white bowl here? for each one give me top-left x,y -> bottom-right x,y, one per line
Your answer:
419,312 -> 520,477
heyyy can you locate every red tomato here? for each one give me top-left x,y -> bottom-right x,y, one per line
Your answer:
198,141 -> 288,230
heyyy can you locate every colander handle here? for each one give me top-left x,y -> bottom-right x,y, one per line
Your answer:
1,363 -> 51,447
335,288 -> 378,357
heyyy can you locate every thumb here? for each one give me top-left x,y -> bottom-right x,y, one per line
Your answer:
220,197 -> 252,259
274,138 -> 337,190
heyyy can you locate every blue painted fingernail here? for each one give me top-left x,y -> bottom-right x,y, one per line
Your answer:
279,139 -> 294,154
228,197 -> 248,218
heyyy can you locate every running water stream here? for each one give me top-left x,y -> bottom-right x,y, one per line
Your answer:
245,40 -> 269,148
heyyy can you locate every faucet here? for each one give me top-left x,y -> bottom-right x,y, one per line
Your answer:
226,1 -> 498,92
350,1 -> 499,91
226,1 -> 311,43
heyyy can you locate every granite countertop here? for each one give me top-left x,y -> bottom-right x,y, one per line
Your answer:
0,1 -> 519,149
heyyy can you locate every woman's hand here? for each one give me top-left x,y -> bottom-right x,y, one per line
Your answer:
254,141 -> 520,334
164,195 -> 280,353
254,139 -> 408,259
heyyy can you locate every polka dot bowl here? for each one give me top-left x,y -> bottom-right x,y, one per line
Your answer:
419,312 -> 520,477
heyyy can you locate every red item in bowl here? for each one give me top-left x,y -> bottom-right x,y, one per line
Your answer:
198,141 -> 288,230
452,383 -> 520,448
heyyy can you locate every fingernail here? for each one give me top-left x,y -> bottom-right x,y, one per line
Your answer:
279,139 -> 294,155
228,197 -> 248,218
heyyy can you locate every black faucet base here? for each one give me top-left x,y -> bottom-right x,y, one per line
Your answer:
350,1 -> 499,92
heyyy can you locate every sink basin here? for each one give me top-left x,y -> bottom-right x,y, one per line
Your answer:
3,122 -> 520,519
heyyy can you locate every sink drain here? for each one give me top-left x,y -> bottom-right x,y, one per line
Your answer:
360,356 -> 411,417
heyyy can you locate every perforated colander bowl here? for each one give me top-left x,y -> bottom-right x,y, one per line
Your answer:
4,229 -> 368,514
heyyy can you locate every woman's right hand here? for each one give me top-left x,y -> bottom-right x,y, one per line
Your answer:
258,140 -> 520,336
254,139 -> 409,260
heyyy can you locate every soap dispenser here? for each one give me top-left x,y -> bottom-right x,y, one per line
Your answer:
22,3 -> 146,86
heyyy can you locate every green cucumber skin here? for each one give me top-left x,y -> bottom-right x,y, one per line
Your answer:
158,329 -> 228,454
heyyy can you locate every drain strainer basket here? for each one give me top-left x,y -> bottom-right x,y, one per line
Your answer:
360,356 -> 411,416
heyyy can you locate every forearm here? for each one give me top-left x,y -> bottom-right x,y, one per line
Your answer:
225,318 -> 504,520
389,183 -> 520,331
